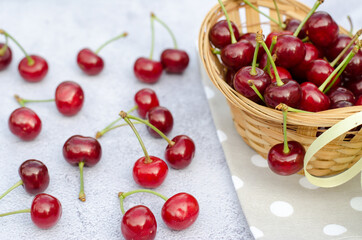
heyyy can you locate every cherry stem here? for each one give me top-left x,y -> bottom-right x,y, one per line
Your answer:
120,111 -> 152,163
263,35 -> 277,77
293,0 -> 323,37
347,15 -> 353,37
257,31 -> 283,86
0,209 -> 30,217
79,161 -> 86,202
301,36 -> 309,42
94,32 -> 128,55
118,189 -> 169,215
281,106 -> 290,154
211,47 -> 221,55
218,0 -> 237,44
149,14 -> 156,60
275,103 -> 311,113
243,0 -> 285,29
14,94 -> 54,107
0,180 -> 23,201
330,29 -> 361,68
250,31 -> 261,76
95,106 -> 139,139
319,44 -> 360,92
96,121 -> 142,139
151,13 -> 178,49
126,114 -> 175,146
248,80 -> 265,103
0,30 -> 34,66
0,35 -> 8,56
272,0 -> 284,29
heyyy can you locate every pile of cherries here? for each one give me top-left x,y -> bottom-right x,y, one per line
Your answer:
209,0 -> 362,176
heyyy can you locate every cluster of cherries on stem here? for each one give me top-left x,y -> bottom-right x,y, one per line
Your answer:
134,13 -> 189,84
211,0 -> 362,113
209,0 -> 362,176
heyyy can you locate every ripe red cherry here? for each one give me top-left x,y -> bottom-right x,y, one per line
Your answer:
264,79 -> 302,108
0,43 -> 12,70
18,55 -> 48,82
134,57 -> 163,84
325,34 -> 352,62
284,18 -> 307,39
233,66 -> 271,102
356,96 -> 362,105
30,193 -> 62,229
307,59 -> 340,89
161,192 -> 199,230
239,32 -> 265,59
344,77 -> 362,98
134,88 -> 160,118
220,39 -> 254,70
268,141 -> 305,176
55,81 -> 84,116
8,107 -> 42,141
63,135 -> 102,167
225,69 -> 235,88
291,43 -> 321,81
160,49 -> 189,73
133,156 -> 168,188
300,82 -> 330,112
121,205 -> 157,240
19,159 -> 49,195
265,31 -> 293,48
77,49 -> 104,76
209,20 -> 240,49
165,135 -> 196,169
146,106 -> 174,137
273,35 -> 306,69
330,100 -> 354,109
270,67 -> 292,83
327,87 -> 355,105
342,48 -> 362,78
306,11 -> 339,48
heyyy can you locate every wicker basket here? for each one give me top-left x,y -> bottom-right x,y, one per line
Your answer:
198,0 -> 362,176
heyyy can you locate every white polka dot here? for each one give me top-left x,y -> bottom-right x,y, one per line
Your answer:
350,197 -> 362,211
270,201 -> 294,217
204,86 -> 215,99
251,154 -> 268,168
217,130 -> 227,142
232,175 -> 244,189
299,177 -> 319,190
323,224 -> 347,236
250,226 -> 264,239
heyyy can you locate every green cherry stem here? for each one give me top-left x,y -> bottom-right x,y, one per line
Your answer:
14,94 -> 54,107
257,31 -> 283,86
281,106 -> 290,154
0,35 -> 8,56
272,0 -> 284,29
120,111 -> 152,163
347,15 -> 353,37
293,0 -> 323,37
118,189 -> 168,215
275,103 -> 311,113
218,0 -> 237,44
0,29 -> 34,66
0,180 -> 23,200
78,161 -> 86,202
211,47 -> 221,55
263,35 -> 277,77
250,32 -> 261,76
243,0 -> 285,29
0,209 -> 31,217
149,13 -> 156,60
330,29 -> 361,68
126,114 -> 175,146
301,36 -> 309,43
151,13 -> 178,49
248,80 -> 265,103
320,44 -> 360,93
94,32 -> 128,55
95,121 -> 142,139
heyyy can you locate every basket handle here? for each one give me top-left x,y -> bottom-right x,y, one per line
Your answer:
304,111 -> 362,188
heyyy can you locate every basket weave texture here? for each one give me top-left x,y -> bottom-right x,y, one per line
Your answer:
198,0 -> 362,176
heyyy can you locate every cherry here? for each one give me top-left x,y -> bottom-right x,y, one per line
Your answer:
307,59 -> 340,89
225,69 -> 235,88
306,11 -> 339,48
55,81 -> 84,116
330,100 -> 354,109
161,192 -> 199,230
165,135 -> 196,169
220,39 -> 254,70
8,107 -> 42,141
327,87 -> 355,105
273,35 -> 306,69
0,159 -> 49,200
264,79 -> 302,108
342,47 -> 362,78
0,42 -> 12,70
284,18 -> 307,39
63,135 -> 102,201
270,66 -> 291,83
135,88 -> 160,118
356,96 -> 362,105
239,32 -> 264,59
77,32 -> 127,75
267,108 -> 305,176
146,106 -> 173,138
345,77 -> 362,98
265,31 -> 293,48
299,82 -> 330,112
209,20 -> 240,49
134,57 -> 163,84
0,193 -> 62,229
325,34 -> 352,62
121,205 -> 157,240
31,193 -> 62,229
133,156 -> 169,188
